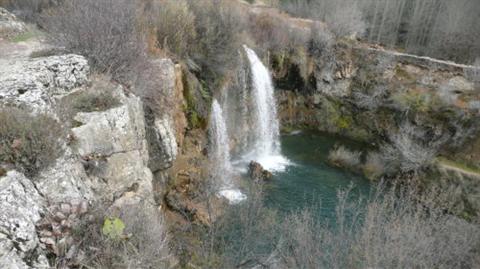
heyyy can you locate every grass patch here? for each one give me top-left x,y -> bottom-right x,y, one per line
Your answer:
10,26 -> 42,43
29,47 -> 67,58
57,76 -> 121,125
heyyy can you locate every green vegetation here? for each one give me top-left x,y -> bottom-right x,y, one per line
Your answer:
102,217 -> 126,240
10,29 -> 37,42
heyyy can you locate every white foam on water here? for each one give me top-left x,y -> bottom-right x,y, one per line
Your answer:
218,189 -> 247,204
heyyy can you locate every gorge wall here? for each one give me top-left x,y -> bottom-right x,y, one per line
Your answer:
270,38 -> 480,216
0,8 -> 192,267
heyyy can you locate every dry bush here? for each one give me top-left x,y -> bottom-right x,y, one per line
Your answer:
276,183 -> 480,269
41,0 -> 145,82
249,12 -> 309,52
362,151 -> 385,180
279,0 -> 366,38
380,122 -> 444,173
57,76 -> 121,126
190,184 -> 278,268
150,0 -> 196,58
308,22 -> 334,58
0,107 -> 64,177
0,0 -> 58,22
328,145 -> 362,170
187,0 -> 246,79
184,180 -> 480,268
352,85 -> 387,110
118,202 -> 171,268
353,184 -> 479,269
74,201 -> 171,269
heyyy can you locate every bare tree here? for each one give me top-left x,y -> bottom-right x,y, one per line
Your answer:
380,121 -> 444,173
41,0 -> 146,81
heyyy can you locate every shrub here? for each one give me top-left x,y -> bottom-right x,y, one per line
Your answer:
186,181 -> 480,268
308,22 -> 335,59
249,12 -> 310,53
190,184 -> 278,268
41,0 -> 145,82
328,145 -> 362,170
362,151 -> 386,180
150,0 -> 196,58
188,0 -> 246,79
352,85 -> 387,110
0,107 -> 64,177
380,122 -> 443,173
277,183 -> 480,269
0,0 -> 57,22
279,0 -> 366,38
57,76 -> 120,125
73,201 -> 171,269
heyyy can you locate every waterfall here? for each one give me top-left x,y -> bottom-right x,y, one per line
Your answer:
242,45 -> 289,171
209,99 -> 246,204
209,99 -> 233,186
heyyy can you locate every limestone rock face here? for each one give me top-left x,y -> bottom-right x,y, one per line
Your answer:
143,59 -> 184,173
0,171 -> 48,269
148,116 -> 178,172
71,89 -> 153,200
0,7 -> 26,38
0,54 -> 89,113
35,149 -> 95,204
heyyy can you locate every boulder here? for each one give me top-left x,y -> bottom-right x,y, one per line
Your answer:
0,171 -> 48,268
248,161 -> 273,181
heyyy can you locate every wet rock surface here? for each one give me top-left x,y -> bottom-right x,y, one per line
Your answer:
248,161 -> 273,181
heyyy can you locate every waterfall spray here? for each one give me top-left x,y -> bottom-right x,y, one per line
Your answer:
209,99 -> 246,204
209,99 -> 233,186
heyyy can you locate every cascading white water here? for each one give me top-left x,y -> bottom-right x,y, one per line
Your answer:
209,99 -> 232,186
243,45 -> 290,171
209,99 -> 246,204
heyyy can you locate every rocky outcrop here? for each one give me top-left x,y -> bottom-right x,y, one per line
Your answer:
275,41 -> 480,145
0,171 -> 48,269
71,88 -> 154,201
35,150 -> 94,204
248,161 -> 273,181
0,7 -> 26,38
148,116 -> 178,171
0,33 -> 182,266
272,38 -> 480,216
0,54 -> 89,113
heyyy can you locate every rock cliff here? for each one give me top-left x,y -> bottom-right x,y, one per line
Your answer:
0,10 -> 184,266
